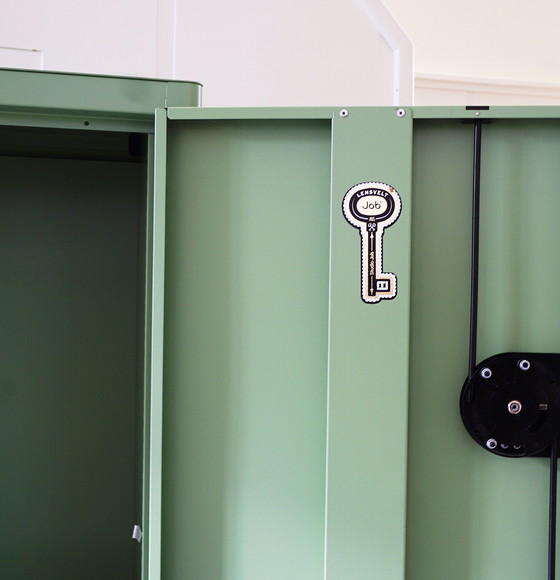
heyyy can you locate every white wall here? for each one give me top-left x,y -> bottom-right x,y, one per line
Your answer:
382,0 -> 560,105
415,74 -> 560,106
0,0 -> 159,77
170,0 -> 412,106
383,0 -> 560,84
0,0 -> 413,107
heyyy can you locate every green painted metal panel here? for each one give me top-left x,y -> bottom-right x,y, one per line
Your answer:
167,107 -> 337,120
406,117 -> 560,579
326,108 -> 413,580
413,106 -> 560,120
161,116 -> 332,579
6,66 -> 560,580
161,106 -> 560,580
0,70 -> 184,580
161,107 -> 414,580
406,119 -> 476,580
0,68 -> 201,117
144,108 -> 169,580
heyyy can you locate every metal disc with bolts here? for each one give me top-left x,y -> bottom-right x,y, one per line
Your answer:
460,353 -> 560,457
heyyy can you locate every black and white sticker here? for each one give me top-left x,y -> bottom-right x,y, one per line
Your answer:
342,182 -> 401,304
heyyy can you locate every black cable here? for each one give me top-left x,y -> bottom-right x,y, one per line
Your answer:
468,120 -> 483,379
549,436 -> 558,580
465,117 -> 557,580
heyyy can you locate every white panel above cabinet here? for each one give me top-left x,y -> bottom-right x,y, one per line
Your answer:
0,0 -> 412,107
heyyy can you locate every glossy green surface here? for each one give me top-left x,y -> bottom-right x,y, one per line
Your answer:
0,68 -> 201,117
0,71 -> 195,580
160,108 -> 414,580
407,118 -> 560,579
162,118 -> 331,579
145,109 -> 168,580
413,106 -> 560,120
327,109 -> 413,580
5,67 -> 560,579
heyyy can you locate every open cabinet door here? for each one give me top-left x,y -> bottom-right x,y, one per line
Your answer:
157,107 -> 413,580
0,69 -> 202,580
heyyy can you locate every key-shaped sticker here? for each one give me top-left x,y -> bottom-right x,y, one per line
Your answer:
342,182 -> 402,304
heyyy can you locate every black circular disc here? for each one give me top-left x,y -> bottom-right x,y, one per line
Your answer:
460,353 -> 560,457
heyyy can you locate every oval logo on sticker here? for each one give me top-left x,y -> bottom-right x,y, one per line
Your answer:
355,195 -> 388,217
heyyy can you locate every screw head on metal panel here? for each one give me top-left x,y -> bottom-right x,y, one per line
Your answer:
339,109 -> 349,118
480,367 -> 492,379
507,400 -> 522,415
486,438 -> 497,449
396,108 -> 406,117
518,359 -> 531,371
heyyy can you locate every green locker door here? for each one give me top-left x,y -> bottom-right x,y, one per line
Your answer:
0,69 -> 201,580
158,107 -> 413,580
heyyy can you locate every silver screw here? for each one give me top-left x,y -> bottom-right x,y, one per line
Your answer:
486,438 -> 497,450
481,368 -> 492,379
513,444 -> 522,450
518,359 -> 530,371
339,109 -> 349,118
507,400 -> 522,415
475,112 -> 481,116
396,108 -> 406,118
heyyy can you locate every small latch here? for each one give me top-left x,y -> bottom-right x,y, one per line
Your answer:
132,524 -> 143,543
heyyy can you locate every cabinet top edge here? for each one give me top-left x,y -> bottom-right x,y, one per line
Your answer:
0,68 -> 202,120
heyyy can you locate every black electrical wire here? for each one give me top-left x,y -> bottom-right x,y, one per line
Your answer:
465,116 -> 558,580
468,120 -> 483,379
549,436 -> 558,580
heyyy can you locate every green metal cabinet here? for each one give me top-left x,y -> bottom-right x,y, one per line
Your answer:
1,69 -> 559,580
0,70 -> 202,580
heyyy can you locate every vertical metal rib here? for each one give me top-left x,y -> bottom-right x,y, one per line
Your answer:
468,120 -> 483,379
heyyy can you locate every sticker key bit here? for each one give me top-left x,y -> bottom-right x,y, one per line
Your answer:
342,182 -> 401,304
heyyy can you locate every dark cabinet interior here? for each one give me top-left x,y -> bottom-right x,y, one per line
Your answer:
0,126 -> 148,579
